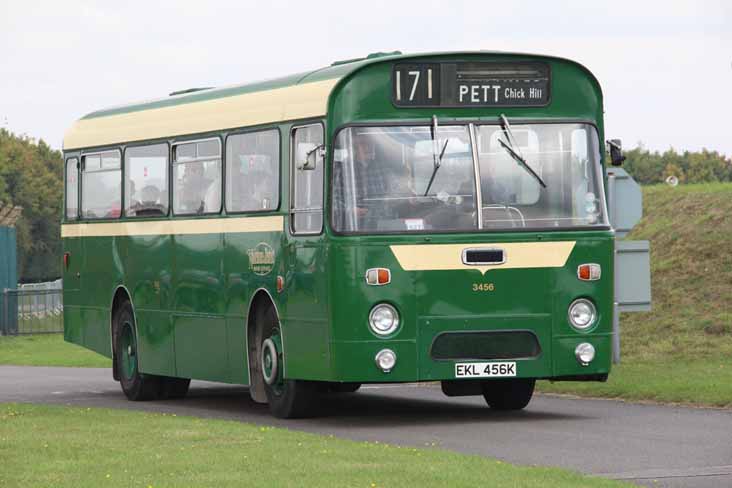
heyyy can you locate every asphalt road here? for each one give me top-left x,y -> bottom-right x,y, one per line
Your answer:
1,366 -> 731,487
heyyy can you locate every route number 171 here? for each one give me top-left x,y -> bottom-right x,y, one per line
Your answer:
393,64 -> 440,106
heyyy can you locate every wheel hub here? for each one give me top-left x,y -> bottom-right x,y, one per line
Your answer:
261,335 -> 283,386
120,322 -> 137,380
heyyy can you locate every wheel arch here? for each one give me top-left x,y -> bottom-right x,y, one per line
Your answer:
110,285 -> 134,381
246,287 -> 283,402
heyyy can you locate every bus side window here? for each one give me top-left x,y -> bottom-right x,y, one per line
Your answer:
291,124 -> 324,234
225,129 -> 280,212
172,139 -> 222,215
81,150 -> 121,219
65,158 -> 79,220
124,143 -> 169,217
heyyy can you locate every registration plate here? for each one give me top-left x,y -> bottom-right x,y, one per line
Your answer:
455,361 -> 517,378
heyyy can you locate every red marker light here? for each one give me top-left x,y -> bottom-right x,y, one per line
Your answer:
276,275 -> 284,293
63,252 -> 70,269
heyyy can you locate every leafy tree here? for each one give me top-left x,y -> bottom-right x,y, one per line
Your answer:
0,129 -> 63,282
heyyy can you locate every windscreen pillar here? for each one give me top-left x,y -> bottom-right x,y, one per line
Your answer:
607,168 -> 651,364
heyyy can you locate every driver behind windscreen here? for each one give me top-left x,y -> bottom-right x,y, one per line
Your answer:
333,135 -> 392,219
353,136 -> 390,204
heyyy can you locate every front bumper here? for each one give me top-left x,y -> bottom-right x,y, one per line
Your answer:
329,319 -> 612,383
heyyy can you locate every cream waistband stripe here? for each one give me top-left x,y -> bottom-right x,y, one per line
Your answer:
389,241 -> 576,275
61,215 -> 284,238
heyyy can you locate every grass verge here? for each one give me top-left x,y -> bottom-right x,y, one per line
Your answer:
0,334 -> 110,368
539,359 -> 732,408
0,403 -> 632,488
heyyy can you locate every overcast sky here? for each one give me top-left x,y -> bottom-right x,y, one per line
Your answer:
1,1 -> 730,155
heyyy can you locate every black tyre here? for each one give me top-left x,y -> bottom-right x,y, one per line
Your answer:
113,301 -> 160,401
258,303 -> 320,418
481,378 -> 535,411
328,382 -> 361,394
158,377 -> 191,400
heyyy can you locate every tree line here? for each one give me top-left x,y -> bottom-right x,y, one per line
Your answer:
622,145 -> 732,185
0,129 -> 730,282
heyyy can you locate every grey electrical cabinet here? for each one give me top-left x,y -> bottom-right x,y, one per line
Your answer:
615,240 -> 651,312
606,167 -> 652,363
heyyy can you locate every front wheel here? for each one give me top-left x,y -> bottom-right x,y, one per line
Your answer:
481,379 -> 535,411
258,304 -> 320,418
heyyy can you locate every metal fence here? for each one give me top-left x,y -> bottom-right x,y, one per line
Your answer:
1,285 -> 63,335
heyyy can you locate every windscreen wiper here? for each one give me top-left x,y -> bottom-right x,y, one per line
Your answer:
498,114 -> 547,189
424,115 -> 449,196
498,139 -> 546,188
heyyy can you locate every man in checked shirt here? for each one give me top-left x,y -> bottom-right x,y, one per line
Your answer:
332,135 -> 393,221
353,136 -> 392,210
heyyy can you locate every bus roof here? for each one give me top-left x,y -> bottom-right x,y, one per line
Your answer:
63,51 -> 599,151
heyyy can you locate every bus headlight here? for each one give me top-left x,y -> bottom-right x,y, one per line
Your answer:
568,299 -> 597,331
368,303 -> 400,336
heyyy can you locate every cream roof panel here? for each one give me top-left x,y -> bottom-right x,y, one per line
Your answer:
63,78 -> 339,150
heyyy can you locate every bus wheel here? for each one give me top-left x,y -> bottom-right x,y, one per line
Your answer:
113,301 -> 160,401
481,379 -> 535,411
259,303 -> 319,418
328,382 -> 361,393
158,377 -> 191,400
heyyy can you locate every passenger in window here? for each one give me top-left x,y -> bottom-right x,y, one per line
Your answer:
249,157 -> 275,210
204,162 -> 221,212
127,180 -> 139,214
180,163 -> 212,213
106,201 -> 121,218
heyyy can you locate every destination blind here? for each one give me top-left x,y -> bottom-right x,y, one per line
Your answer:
392,62 -> 550,108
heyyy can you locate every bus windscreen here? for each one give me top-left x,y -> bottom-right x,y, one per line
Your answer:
331,123 -> 607,233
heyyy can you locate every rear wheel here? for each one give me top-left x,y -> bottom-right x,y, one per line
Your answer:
114,301 -> 160,401
481,379 -> 535,411
258,303 -> 320,418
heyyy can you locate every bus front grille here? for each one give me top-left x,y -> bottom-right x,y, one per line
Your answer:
430,330 -> 541,361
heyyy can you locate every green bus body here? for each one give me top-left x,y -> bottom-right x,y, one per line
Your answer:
62,52 -> 613,391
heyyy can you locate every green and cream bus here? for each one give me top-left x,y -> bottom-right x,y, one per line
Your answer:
62,51 -> 633,418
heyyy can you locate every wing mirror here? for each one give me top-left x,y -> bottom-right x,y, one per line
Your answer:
296,143 -> 324,171
607,139 -> 626,166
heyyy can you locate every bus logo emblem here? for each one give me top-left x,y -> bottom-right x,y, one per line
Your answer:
247,242 -> 275,276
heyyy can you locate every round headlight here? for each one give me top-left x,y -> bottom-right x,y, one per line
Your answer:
375,349 -> 397,373
575,342 -> 596,366
568,299 -> 597,331
368,303 -> 400,336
